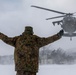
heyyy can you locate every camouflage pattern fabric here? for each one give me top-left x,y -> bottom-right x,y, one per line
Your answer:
16,71 -> 36,75
0,32 -> 61,72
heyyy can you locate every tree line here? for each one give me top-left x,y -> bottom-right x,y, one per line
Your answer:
0,47 -> 76,65
39,47 -> 76,64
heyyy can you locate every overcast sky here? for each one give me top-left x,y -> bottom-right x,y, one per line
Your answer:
0,0 -> 76,55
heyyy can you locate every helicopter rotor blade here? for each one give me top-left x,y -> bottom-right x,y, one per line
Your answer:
31,5 -> 66,15
46,16 -> 64,20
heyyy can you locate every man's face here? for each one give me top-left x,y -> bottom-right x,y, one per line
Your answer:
24,26 -> 33,35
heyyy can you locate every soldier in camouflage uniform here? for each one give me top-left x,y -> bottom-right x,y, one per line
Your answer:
0,26 -> 64,75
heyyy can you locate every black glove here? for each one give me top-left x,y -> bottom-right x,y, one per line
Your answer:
58,30 -> 64,37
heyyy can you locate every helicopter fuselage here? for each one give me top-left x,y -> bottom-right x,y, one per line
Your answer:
31,5 -> 76,39
61,15 -> 76,34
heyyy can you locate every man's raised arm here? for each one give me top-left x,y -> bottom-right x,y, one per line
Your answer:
0,32 -> 18,47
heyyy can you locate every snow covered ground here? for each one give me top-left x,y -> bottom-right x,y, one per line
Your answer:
0,64 -> 76,75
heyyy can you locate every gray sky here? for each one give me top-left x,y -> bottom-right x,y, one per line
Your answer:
0,0 -> 76,55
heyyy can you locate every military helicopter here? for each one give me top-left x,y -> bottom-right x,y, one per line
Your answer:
31,5 -> 76,40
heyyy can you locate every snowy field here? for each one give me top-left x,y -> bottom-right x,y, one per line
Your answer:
0,64 -> 76,75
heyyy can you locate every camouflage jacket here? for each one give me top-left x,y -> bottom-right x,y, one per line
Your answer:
0,32 -> 61,72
